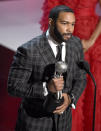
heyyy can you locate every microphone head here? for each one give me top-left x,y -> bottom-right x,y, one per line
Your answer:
78,60 -> 90,73
55,61 -> 68,74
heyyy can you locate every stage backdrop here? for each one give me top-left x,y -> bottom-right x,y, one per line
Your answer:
0,0 -> 44,130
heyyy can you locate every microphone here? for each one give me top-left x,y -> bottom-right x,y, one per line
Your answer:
78,60 -> 96,87
54,61 -> 68,99
78,60 -> 90,74
78,60 -> 96,131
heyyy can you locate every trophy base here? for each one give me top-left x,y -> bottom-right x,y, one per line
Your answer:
43,93 -> 64,113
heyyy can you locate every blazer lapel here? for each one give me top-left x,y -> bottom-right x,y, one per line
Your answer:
65,38 -> 73,70
37,33 -> 56,65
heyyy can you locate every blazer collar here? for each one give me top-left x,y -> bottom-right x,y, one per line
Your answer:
37,33 -> 56,65
65,37 -> 74,72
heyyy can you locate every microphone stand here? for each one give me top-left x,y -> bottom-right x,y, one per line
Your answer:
88,72 -> 96,131
78,61 -> 96,131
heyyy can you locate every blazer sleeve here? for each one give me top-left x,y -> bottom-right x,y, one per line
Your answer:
7,45 -> 44,99
71,38 -> 87,106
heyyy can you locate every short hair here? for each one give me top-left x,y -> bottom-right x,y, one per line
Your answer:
49,5 -> 74,21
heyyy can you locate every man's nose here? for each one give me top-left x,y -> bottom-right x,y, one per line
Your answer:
66,25 -> 73,32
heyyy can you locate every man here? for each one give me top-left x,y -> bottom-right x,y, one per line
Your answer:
7,5 -> 86,131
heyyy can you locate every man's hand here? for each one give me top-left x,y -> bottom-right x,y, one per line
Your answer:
47,76 -> 64,93
53,93 -> 71,115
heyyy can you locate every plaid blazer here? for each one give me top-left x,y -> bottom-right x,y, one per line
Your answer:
8,33 -> 86,131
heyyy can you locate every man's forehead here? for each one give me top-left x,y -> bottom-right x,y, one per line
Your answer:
57,12 -> 75,22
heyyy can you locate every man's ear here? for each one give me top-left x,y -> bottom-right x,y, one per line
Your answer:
48,18 -> 54,26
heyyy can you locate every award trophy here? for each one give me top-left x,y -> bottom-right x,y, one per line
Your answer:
43,61 -> 68,113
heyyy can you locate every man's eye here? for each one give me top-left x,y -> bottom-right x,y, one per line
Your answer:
72,24 -> 75,26
61,22 -> 67,25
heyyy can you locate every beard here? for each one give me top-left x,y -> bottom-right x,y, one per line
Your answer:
54,24 -> 72,42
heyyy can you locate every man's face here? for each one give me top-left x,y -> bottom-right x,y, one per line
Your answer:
54,11 -> 75,42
